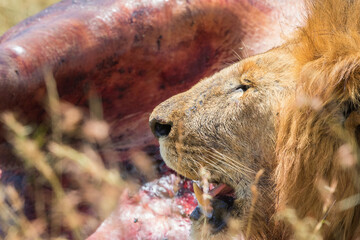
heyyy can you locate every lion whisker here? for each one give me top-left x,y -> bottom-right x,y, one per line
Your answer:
197,155 -> 230,177
212,148 -> 255,174
203,148 -> 255,178
198,148 -> 253,182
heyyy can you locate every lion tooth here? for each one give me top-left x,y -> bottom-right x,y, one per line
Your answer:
193,182 -> 212,216
193,182 -> 203,204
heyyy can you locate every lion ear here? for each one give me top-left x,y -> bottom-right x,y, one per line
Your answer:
337,56 -> 360,139
329,55 -> 360,103
299,54 -> 360,106
344,108 -> 360,136
344,106 -> 360,129
333,55 -> 360,104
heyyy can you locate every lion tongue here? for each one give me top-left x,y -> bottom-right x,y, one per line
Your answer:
209,183 -> 234,197
192,182 -> 234,208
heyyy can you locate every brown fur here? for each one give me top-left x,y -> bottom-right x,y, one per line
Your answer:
150,0 -> 360,239
276,0 -> 360,239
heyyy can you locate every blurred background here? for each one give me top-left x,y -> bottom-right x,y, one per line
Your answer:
0,0 -> 58,35
0,2 -> 193,240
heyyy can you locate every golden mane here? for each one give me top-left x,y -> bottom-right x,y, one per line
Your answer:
276,0 -> 360,238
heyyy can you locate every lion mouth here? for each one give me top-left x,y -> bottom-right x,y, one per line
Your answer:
190,181 -> 235,234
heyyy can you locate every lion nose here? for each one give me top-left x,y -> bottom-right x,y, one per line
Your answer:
149,119 -> 172,138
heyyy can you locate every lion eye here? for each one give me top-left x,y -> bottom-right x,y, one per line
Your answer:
235,84 -> 250,92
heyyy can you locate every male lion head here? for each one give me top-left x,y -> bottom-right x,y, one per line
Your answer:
149,46 -> 296,239
150,0 -> 360,239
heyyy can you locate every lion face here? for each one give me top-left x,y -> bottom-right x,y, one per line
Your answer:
149,46 -> 296,238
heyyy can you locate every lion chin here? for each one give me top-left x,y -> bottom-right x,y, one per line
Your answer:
150,0 -> 360,239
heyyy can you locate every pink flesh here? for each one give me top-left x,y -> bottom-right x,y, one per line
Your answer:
210,183 -> 234,197
87,174 -> 197,240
